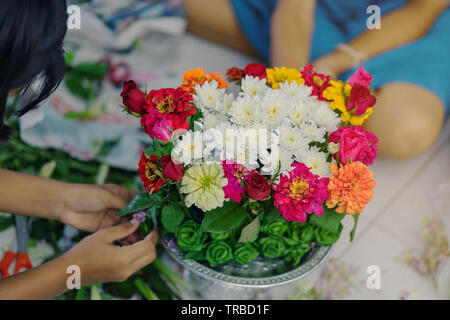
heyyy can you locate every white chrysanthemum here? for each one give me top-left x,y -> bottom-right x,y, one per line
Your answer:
171,131 -> 206,165
202,111 -> 228,130
193,80 -> 225,113
279,126 -> 309,153
297,147 -> 330,178
260,90 -> 288,128
241,75 -> 268,97
312,100 -> 341,132
229,95 -> 260,127
259,149 -> 280,176
328,142 -> 339,155
180,163 -> 228,212
214,93 -> 235,114
300,120 -> 326,143
289,100 -> 313,126
279,147 -> 296,174
279,81 -> 312,100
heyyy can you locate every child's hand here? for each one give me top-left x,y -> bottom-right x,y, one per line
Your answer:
58,183 -> 137,233
61,222 -> 158,285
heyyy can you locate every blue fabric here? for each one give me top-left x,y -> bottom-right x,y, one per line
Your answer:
229,0 -> 450,112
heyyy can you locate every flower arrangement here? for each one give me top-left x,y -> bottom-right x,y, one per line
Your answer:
117,64 -> 377,269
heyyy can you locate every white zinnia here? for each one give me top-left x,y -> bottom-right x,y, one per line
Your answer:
180,163 -> 228,212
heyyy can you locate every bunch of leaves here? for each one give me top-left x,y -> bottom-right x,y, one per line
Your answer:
63,51 -> 109,119
118,189 -> 345,269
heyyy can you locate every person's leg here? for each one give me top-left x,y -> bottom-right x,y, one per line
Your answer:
364,82 -> 445,159
184,0 -> 259,57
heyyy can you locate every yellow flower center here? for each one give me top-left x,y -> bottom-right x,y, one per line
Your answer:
289,178 -> 309,198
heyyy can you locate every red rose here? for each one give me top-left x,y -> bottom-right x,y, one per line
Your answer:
347,84 -> 376,116
121,80 -> 146,115
245,171 -> 271,201
160,155 -> 183,182
244,63 -> 267,79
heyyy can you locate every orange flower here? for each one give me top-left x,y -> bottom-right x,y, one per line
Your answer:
181,67 -> 227,94
326,162 -> 376,215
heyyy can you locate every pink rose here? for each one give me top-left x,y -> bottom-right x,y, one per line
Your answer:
347,66 -> 373,87
141,111 -> 173,142
329,126 -> 378,166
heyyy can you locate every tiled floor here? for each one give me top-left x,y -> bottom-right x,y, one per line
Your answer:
1,34 -> 448,300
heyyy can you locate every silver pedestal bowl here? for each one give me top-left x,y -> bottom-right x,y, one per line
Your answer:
161,236 -> 333,300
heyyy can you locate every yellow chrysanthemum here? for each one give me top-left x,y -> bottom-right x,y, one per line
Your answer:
266,67 -> 305,89
322,80 -> 372,126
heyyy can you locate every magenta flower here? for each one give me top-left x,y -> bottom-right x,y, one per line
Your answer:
221,160 -> 250,203
142,111 -> 174,142
329,126 -> 378,166
273,163 -> 329,223
347,66 -> 372,87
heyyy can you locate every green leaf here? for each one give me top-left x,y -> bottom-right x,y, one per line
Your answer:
161,203 -> 185,233
72,62 -> 108,78
309,206 -> 345,233
64,51 -> 75,65
146,207 -> 158,229
349,213 -> 360,242
65,74 -> 89,100
116,193 -> 161,216
259,205 -> 280,222
201,201 -> 249,233
238,216 -> 260,243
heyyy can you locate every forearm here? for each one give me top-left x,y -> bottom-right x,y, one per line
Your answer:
0,169 -> 67,220
271,0 -> 317,67
0,255 -> 71,299
319,0 -> 448,75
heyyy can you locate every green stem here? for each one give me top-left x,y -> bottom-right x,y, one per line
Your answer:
134,277 -> 160,300
152,258 -> 194,291
349,213 -> 360,242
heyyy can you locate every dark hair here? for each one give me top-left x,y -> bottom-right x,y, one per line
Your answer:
0,0 -> 68,140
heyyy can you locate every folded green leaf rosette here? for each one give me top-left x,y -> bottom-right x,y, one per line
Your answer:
175,220 -> 207,251
233,243 -> 259,264
205,240 -> 233,267
258,235 -> 287,258
314,224 -> 343,246
285,244 -> 311,267
261,217 -> 289,236
289,222 -> 314,244
209,232 -> 229,240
